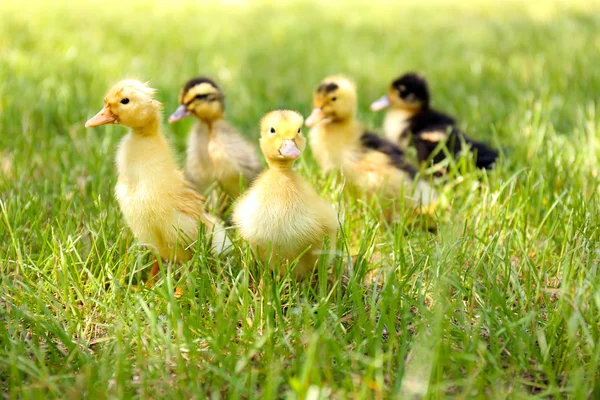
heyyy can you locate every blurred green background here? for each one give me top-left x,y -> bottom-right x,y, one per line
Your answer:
1,0 -> 599,398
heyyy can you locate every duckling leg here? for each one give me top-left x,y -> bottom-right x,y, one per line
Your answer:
144,259 -> 184,298
145,259 -> 161,288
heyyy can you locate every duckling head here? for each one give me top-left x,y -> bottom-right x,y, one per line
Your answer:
260,110 -> 306,167
169,77 -> 224,124
305,76 -> 357,127
370,72 -> 430,112
85,79 -> 161,129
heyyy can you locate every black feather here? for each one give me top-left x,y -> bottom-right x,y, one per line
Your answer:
317,82 -> 339,94
182,77 -> 220,94
413,125 -> 498,169
392,73 -> 430,108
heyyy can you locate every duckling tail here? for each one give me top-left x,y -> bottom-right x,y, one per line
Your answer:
469,140 -> 499,169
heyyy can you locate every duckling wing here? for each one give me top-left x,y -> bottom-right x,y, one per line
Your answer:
171,179 -> 231,255
415,126 -> 498,169
410,109 -> 456,134
359,132 -> 418,177
410,108 -> 497,169
355,132 -> 436,204
217,123 -> 264,182
413,126 -> 453,165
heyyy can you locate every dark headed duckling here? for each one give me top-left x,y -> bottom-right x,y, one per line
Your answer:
169,77 -> 263,198
371,73 -> 498,170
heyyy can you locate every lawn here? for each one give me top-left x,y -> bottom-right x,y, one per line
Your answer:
1,0 -> 600,398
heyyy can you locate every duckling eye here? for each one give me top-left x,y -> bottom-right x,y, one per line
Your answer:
120,98 -> 130,105
331,97 -> 337,102
297,128 -> 301,134
269,127 -> 276,135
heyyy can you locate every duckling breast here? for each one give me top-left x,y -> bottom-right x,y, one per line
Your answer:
233,174 -> 325,256
309,126 -> 353,172
383,109 -> 413,147
186,122 -> 215,190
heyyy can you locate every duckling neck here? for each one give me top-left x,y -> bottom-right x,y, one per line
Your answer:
128,113 -> 160,138
266,159 -> 295,172
328,117 -> 354,127
117,118 -> 179,185
325,118 -> 362,140
393,103 -> 425,115
197,116 -> 225,137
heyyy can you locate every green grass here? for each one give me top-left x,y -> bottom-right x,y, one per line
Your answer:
1,0 -> 600,398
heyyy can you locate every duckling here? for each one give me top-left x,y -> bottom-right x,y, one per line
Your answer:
370,72 -> 498,169
305,76 -> 436,206
169,77 -> 263,198
85,79 -> 230,273
232,110 -> 338,279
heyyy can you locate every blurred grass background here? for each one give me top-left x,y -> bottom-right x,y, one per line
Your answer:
1,0 -> 599,398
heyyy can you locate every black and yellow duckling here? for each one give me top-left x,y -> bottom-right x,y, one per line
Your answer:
169,77 -> 263,198
233,110 -> 338,279
371,72 -> 498,170
305,76 -> 436,207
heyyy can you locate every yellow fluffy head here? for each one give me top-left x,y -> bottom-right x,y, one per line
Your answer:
305,76 -> 357,127
86,79 -> 162,129
259,110 -> 306,165
169,77 -> 225,123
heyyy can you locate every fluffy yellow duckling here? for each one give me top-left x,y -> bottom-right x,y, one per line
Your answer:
169,77 -> 263,198
85,80 -> 230,271
232,110 -> 338,279
305,76 -> 436,206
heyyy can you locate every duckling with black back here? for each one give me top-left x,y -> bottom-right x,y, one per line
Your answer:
371,72 -> 498,170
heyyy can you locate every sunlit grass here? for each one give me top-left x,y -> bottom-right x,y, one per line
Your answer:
1,0 -> 599,398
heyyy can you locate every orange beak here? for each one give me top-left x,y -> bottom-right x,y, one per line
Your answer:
85,105 -> 118,128
305,108 -> 327,128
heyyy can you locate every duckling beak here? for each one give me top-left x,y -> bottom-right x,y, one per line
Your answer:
279,139 -> 301,159
305,108 -> 327,128
85,106 -> 118,128
168,105 -> 191,123
370,95 -> 391,111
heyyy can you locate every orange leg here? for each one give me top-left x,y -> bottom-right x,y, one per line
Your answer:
145,260 -> 161,288
145,259 -> 184,298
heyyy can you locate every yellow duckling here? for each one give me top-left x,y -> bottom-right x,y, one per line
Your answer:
169,77 -> 263,198
305,76 -> 436,206
85,80 -> 230,272
233,110 -> 338,279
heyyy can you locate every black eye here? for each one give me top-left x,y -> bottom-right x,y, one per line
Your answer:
331,97 -> 337,102
270,127 -> 276,134
120,98 -> 130,105
297,128 -> 301,133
